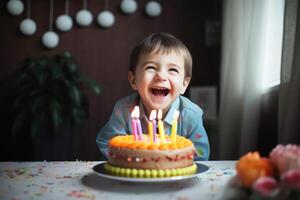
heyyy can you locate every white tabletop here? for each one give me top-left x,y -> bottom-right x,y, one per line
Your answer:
0,161 -> 237,200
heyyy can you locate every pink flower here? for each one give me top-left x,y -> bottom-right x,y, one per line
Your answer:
281,169 -> 300,190
252,176 -> 280,197
269,144 -> 300,174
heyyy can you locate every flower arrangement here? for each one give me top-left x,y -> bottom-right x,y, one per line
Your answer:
235,144 -> 300,200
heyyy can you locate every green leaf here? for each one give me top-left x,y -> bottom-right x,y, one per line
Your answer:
68,85 -> 81,106
30,59 -> 44,77
81,76 -> 101,95
50,63 -> 63,80
66,62 -> 77,73
63,51 -> 72,58
49,99 -> 62,132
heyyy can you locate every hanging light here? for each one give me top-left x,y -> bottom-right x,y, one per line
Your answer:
7,0 -> 24,16
19,0 -> 37,36
42,0 -> 59,49
145,1 -> 162,17
56,0 -> 73,32
120,0 -> 137,14
42,32 -> 59,48
97,0 -> 115,28
97,11 -> 115,28
75,0 -> 93,27
20,19 -> 36,36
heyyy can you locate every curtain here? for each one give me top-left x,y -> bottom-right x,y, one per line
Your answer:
218,0 -> 285,159
279,0 -> 300,144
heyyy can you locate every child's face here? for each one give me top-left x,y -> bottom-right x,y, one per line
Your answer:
128,50 -> 190,116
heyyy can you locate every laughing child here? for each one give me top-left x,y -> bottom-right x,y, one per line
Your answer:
96,32 -> 210,160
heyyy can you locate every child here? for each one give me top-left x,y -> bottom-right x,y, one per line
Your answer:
96,32 -> 210,161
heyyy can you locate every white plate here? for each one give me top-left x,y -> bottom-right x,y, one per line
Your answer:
93,162 -> 209,183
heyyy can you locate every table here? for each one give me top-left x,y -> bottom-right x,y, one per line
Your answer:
0,161 -> 237,200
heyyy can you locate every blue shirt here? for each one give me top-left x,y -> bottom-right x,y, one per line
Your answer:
96,93 -> 210,161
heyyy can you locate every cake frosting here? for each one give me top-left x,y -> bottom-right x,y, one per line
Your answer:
106,134 -> 197,178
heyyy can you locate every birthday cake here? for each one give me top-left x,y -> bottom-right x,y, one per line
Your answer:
104,108 -> 198,178
105,134 -> 197,178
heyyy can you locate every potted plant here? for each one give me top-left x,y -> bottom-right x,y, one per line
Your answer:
1,52 -> 100,160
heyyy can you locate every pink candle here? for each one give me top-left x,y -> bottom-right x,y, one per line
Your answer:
131,109 -> 138,141
152,110 -> 157,143
135,106 -> 143,141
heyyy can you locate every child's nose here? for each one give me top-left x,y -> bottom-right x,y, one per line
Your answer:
155,71 -> 167,81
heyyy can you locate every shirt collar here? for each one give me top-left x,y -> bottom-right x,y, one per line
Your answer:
139,99 -> 149,122
164,97 -> 180,125
138,96 -> 180,125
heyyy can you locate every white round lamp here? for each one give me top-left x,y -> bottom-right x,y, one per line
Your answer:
75,9 -> 93,26
42,31 -> 59,49
145,1 -> 162,17
56,14 -> 73,32
120,0 -> 137,14
7,0 -> 24,16
97,11 -> 115,28
19,18 -> 37,35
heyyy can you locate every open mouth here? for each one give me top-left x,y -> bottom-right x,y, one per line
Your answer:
151,87 -> 170,96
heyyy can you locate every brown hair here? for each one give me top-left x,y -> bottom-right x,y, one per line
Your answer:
129,32 -> 192,78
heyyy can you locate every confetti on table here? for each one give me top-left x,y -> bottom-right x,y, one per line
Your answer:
67,190 -> 96,200
0,161 -> 237,200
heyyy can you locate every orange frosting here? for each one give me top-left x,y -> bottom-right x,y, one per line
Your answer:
109,134 -> 193,150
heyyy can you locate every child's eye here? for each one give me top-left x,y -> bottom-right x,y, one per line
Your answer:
145,66 -> 156,70
169,68 -> 179,73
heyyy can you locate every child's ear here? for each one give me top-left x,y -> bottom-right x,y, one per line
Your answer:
180,76 -> 191,94
128,71 -> 138,90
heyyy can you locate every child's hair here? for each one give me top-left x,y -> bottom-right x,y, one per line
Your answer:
129,32 -> 192,78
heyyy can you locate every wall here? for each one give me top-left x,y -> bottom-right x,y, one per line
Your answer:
0,0 -> 222,160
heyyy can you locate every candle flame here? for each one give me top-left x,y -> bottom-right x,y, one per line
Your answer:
157,109 -> 162,120
173,110 -> 180,121
149,110 -> 157,121
134,106 -> 140,118
131,107 -> 138,118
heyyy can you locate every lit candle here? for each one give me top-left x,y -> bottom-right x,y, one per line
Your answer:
157,109 -> 165,143
152,110 -> 157,143
171,110 -> 180,142
135,106 -> 143,141
131,108 -> 138,141
148,110 -> 156,143
153,120 -> 157,135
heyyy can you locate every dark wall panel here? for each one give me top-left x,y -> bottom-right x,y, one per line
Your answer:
0,0 -> 222,160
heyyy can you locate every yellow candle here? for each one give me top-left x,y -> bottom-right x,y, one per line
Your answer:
157,109 -> 165,143
171,110 -> 180,142
148,120 -> 153,142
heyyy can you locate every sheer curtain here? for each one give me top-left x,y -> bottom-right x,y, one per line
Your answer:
218,0 -> 285,159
